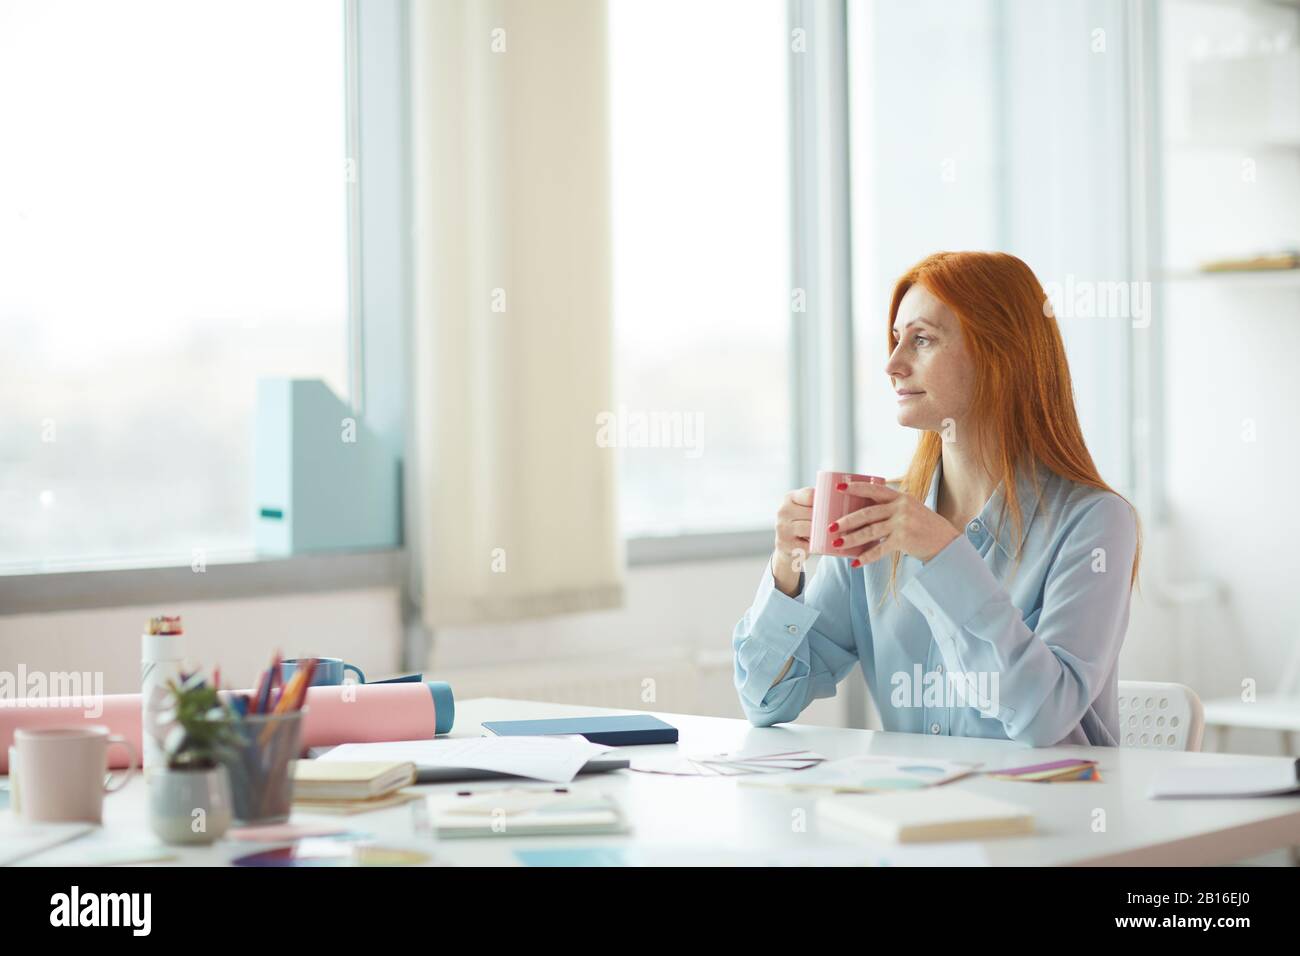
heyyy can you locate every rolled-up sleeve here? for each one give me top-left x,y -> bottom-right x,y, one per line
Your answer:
901,495 -> 1137,747
732,553 -> 860,727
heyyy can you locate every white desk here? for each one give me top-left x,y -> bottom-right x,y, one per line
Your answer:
13,697 -> 1300,866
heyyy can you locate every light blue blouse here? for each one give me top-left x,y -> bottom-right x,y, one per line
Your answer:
732,458 -> 1138,747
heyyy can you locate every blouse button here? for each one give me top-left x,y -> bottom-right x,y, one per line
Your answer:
930,722 -> 941,734
934,663 -> 943,674
968,520 -> 981,534
786,625 -> 798,634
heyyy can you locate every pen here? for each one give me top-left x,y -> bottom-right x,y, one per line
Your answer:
258,664 -> 276,714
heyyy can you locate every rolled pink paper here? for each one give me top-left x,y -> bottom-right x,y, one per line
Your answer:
809,470 -> 888,557
294,683 -> 445,749
0,681 -> 453,772
0,695 -> 140,775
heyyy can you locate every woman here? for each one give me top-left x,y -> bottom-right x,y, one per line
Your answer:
733,251 -> 1141,747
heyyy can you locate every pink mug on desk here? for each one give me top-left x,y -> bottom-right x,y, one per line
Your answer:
809,470 -> 888,557
13,725 -> 136,824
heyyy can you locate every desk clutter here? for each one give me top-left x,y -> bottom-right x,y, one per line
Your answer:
0,616 -> 453,849
0,632 -> 1043,865
5,611 -> 1298,866
0,612 -> 672,864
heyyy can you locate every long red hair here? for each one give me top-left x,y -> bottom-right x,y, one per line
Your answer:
882,251 -> 1141,601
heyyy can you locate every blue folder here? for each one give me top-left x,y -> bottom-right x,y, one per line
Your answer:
481,714 -> 678,746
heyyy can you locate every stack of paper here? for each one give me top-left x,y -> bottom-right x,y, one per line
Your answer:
985,758 -> 1101,783
818,789 -> 1033,843
294,761 -> 417,799
426,787 -> 628,838
292,760 -> 423,815
739,754 -> 980,793
630,749 -> 826,777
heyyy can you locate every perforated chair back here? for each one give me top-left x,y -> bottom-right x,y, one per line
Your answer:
1118,680 -> 1205,752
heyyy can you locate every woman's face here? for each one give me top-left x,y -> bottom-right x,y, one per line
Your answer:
885,283 -> 976,434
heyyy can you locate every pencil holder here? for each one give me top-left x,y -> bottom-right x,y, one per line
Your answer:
221,709 -> 305,825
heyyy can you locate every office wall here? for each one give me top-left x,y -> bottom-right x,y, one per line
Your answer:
1159,290 -> 1300,755
0,588 -> 402,694
1142,0 -> 1300,756
1103,300 -> 1300,760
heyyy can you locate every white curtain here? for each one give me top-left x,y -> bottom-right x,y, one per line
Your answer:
409,0 -> 624,626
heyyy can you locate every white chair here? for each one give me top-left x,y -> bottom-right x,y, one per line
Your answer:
1117,681 -> 1205,752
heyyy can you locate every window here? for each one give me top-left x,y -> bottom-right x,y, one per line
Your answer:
609,0 -> 791,538
848,0 -> 1134,492
0,0 -> 350,571
848,0 -> 1001,481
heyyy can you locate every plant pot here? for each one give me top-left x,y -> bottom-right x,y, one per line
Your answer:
148,764 -> 234,845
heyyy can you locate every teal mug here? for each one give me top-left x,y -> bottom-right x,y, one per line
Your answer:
281,657 -> 366,686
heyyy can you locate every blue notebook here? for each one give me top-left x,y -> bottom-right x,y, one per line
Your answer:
482,715 -> 678,747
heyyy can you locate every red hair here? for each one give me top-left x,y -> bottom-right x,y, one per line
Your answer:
882,251 -> 1141,601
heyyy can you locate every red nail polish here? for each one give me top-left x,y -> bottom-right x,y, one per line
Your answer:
828,522 -> 838,533
836,482 -> 848,491
832,538 -> 844,548
850,559 -> 861,568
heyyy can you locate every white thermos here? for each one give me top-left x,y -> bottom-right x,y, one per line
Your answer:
141,615 -> 184,778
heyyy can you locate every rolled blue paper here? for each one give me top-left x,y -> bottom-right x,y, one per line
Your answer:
426,681 -> 455,735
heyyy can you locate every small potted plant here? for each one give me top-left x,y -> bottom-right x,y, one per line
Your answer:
148,670 -> 239,845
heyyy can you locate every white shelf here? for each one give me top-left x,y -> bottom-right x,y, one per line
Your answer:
1169,0 -> 1300,12
1166,138 -> 1300,150
1160,268 -> 1300,287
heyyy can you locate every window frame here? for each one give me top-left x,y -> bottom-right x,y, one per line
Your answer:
0,0 -> 411,614
612,0 -> 854,565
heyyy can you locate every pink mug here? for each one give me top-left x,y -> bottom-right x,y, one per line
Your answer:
13,725 -> 136,824
810,470 -> 888,557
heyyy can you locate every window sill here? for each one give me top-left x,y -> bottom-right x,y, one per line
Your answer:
0,528 -> 776,616
0,549 -> 405,616
626,529 -> 772,566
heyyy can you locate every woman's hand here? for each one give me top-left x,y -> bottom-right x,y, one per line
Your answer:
830,480 -> 960,567
771,486 -> 815,596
